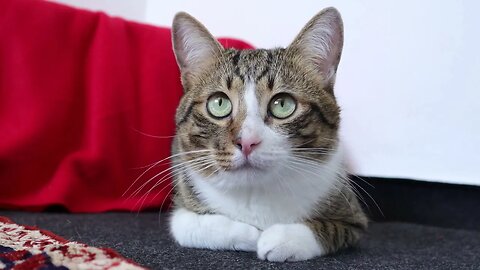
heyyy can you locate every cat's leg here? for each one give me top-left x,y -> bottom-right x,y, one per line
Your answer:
257,220 -> 363,262
170,207 -> 261,251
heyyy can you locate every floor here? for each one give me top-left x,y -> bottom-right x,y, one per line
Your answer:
1,211 -> 479,270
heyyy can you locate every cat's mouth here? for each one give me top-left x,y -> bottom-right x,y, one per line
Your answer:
229,159 -> 267,172
234,163 -> 256,171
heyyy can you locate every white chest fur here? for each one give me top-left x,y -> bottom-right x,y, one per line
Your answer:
189,147 -> 344,230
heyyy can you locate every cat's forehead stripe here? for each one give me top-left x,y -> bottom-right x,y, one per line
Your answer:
232,50 -> 241,66
228,49 -> 281,84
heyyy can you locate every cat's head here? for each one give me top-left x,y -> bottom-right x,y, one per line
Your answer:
172,8 -> 343,187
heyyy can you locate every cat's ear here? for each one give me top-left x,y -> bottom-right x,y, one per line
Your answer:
288,8 -> 343,83
172,12 -> 223,84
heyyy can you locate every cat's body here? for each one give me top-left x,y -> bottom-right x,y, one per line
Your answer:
168,8 -> 367,262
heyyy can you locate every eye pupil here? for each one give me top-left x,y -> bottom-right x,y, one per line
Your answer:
218,98 -> 223,107
280,99 -> 285,107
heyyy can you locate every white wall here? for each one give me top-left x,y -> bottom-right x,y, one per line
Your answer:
52,0 -> 480,186
50,0 -> 147,22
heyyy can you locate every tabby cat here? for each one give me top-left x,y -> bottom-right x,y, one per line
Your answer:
169,7 -> 367,262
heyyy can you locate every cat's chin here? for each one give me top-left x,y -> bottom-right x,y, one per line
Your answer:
211,169 -> 277,190
217,162 -> 280,186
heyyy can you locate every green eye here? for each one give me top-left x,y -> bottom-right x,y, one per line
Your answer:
207,92 -> 232,118
269,94 -> 296,119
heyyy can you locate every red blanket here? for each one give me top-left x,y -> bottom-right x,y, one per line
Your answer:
0,0 -> 252,212
0,216 -> 146,269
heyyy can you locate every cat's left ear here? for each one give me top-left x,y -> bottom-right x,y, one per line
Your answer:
288,8 -> 344,83
172,12 -> 223,86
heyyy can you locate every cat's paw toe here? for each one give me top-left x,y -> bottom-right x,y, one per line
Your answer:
231,222 -> 261,251
257,223 -> 324,262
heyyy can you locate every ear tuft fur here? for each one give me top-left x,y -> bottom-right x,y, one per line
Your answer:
172,12 -> 222,84
288,8 -> 344,83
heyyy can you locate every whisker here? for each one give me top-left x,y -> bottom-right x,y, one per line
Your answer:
289,155 -> 383,217
132,128 -> 176,139
328,171 -> 371,214
348,177 -> 384,217
284,159 -> 355,213
290,147 -> 334,151
291,138 -> 317,148
140,157 -> 214,205
289,154 -> 329,166
158,181 -> 181,221
290,137 -> 338,148
205,166 -> 222,178
157,160 -> 216,223
352,174 -> 375,189
123,149 -> 212,197
126,155 -> 211,200
133,156 -> 208,214
131,127 -> 192,139
140,160 -> 217,211
130,149 -> 213,170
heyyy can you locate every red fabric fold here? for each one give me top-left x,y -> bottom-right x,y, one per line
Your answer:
0,0 -> 252,212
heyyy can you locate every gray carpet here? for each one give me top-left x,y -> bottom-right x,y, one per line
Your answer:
1,211 -> 479,270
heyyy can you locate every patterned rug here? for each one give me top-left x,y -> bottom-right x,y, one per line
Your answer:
0,217 -> 145,270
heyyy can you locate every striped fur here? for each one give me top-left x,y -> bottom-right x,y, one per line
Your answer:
169,8 -> 367,261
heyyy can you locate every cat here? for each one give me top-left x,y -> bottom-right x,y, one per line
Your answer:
168,7 -> 367,262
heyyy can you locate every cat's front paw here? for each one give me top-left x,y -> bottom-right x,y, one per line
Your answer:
229,220 -> 261,251
170,208 -> 260,251
257,223 -> 324,262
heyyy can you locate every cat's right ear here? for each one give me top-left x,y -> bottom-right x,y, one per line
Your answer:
288,8 -> 344,84
172,12 -> 223,87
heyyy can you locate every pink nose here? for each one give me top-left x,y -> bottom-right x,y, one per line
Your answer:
235,137 -> 261,156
